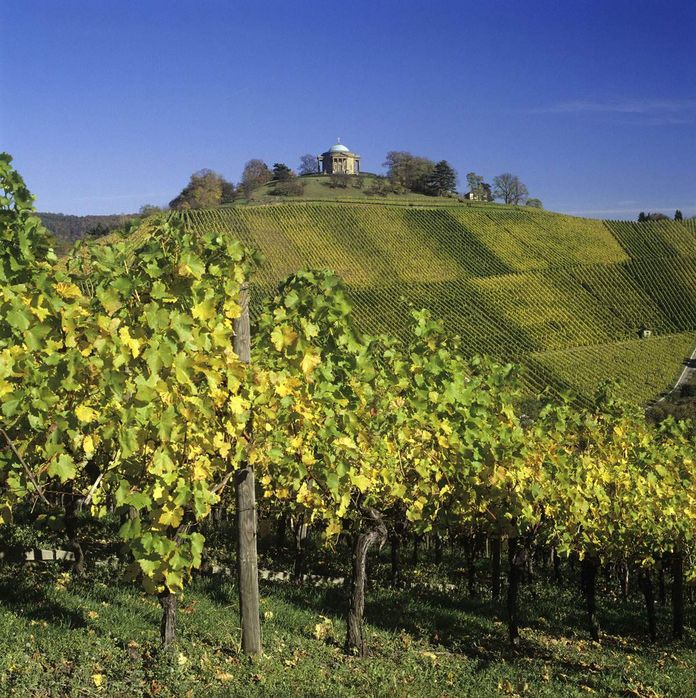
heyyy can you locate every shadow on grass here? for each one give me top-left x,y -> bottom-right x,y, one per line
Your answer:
0,567 -> 86,629
199,569 -> 694,669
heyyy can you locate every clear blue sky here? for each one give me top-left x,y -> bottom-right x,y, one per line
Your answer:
2,0 -> 695,218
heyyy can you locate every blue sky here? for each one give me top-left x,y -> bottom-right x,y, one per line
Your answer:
2,0 -> 695,218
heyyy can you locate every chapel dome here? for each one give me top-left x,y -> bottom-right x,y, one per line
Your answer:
328,142 -> 350,153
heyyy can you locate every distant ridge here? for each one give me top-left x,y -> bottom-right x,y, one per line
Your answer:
39,211 -> 137,250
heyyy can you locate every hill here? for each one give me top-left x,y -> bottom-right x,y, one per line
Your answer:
177,201 -> 696,405
241,173 -> 479,206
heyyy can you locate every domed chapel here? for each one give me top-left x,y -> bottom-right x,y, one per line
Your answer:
317,139 -> 361,175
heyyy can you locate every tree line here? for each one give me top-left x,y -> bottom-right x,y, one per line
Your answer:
382,151 -> 541,206
638,210 -> 690,222
164,151 -> 542,210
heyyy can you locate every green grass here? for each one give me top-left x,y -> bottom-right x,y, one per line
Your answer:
238,174 -> 491,206
174,202 -> 696,404
1,561 -> 694,697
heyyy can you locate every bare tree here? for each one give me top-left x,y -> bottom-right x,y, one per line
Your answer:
298,154 -> 319,176
492,173 -> 529,205
466,172 -> 484,195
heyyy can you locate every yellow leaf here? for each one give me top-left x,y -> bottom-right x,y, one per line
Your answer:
335,436 -> 357,450
118,326 -> 141,358
192,457 -> 211,481
75,405 -> 98,423
83,435 -> 95,455
272,325 -> 298,351
313,616 -> 333,640
301,450 -> 316,466
54,282 -> 82,299
92,674 -> 104,688
325,519 -> 342,539
213,432 -> 231,459
87,610 -> 99,619
158,503 -> 184,528
228,395 -> 246,415
300,348 -> 321,376
177,652 -> 188,666
275,377 -> 294,397
30,303 -> 50,321
351,473 -> 371,493
191,298 -> 216,322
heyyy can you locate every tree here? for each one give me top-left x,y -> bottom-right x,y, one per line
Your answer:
169,169 -> 233,210
85,222 -> 112,238
383,151 -> 435,194
272,163 -> 293,181
220,180 -> 236,204
675,210 -> 683,221
492,173 -> 529,205
466,172 -> 485,197
466,174 -> 494,201
241,159 -> 272,198
139,204 -> 164,216
298,154 -> 318,176
425,160 -> 457,197
526,198 -> 543,209
638,212 -> 646,222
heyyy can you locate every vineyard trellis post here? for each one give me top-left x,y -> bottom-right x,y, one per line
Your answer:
233,282 -> 262,656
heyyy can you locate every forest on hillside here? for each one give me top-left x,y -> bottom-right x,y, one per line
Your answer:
38,212 -> 138,251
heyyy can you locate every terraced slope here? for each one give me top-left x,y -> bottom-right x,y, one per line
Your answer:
181,203 -> 696,404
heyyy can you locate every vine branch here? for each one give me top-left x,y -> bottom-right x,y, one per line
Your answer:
0,426 -> 51,507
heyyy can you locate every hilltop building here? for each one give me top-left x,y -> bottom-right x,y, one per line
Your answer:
317,139 -> 361,175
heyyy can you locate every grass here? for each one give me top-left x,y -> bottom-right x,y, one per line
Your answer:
238,174 -> 486,206
1,560 -> 694,697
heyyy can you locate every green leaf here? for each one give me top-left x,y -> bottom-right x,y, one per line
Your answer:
7,307 -> 31,331
96,287 -> 123,315
47,454 -> 76,483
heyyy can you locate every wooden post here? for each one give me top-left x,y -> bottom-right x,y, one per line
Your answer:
672,550 -> 684,640
233,283 -> 262,656
580,555 -> 600,641
491,536 -> 501,601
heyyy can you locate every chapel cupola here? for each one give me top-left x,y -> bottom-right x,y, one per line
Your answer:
317,138 -> 361,175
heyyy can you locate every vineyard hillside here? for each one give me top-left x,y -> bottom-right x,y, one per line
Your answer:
176,202 -> 696,404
